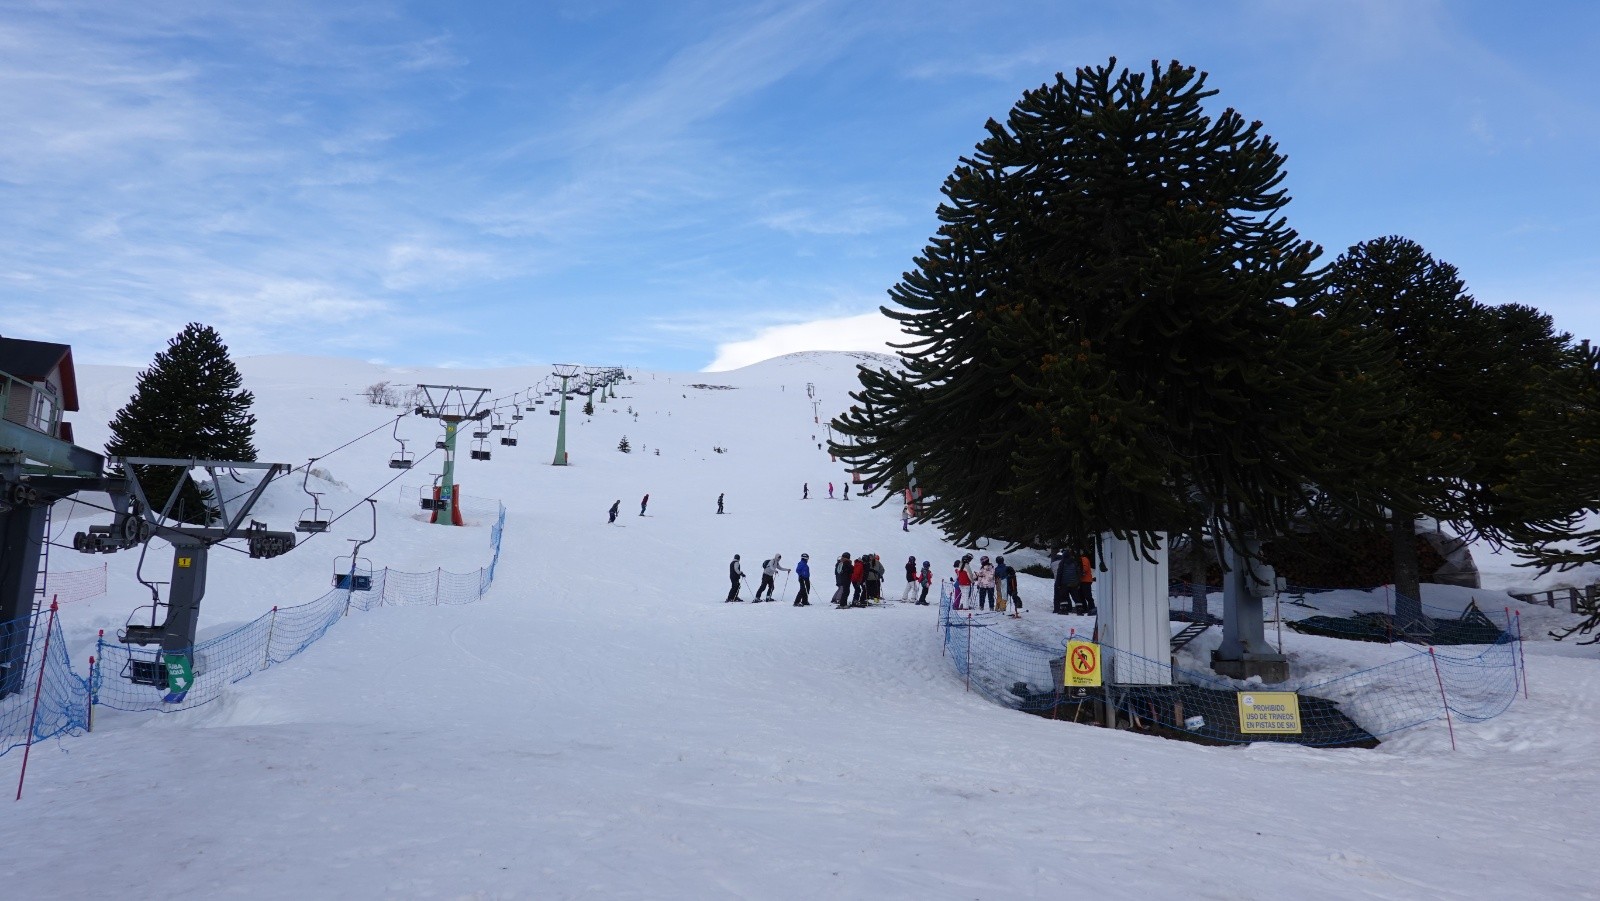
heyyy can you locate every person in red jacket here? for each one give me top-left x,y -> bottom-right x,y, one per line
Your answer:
850,556 -> 867,606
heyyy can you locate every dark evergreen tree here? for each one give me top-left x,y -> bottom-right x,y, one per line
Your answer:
617,435 -> 631,453
832,59 -> 1402,562
584,397 -> 595,417
1325,237 -> 1575,626
106,323 -> 258,523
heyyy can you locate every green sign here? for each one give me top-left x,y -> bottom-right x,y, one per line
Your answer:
165,653 -> 195,697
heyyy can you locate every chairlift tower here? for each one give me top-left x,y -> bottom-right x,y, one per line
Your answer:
0,341 -> 297,701
551,364 -> 582,465
415,384 -> 491,526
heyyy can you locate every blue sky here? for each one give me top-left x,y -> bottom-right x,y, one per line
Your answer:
4,0 -> 1597,371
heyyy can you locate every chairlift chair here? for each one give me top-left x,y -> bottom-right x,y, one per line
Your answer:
470,436 -> 492,461
388,415 -> 415,469
333,499 -> 377,591
296,460 -> 330,533
500,428 -> 519,447
548,406 -> 560,415
420,475 -> 443,510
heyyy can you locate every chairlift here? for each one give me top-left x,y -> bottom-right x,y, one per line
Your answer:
388,414 -> 414,469
470,436 -> 492,461
473,427 -> 490,439
419,474 -> 442,510
500,428 -> 519,447
512,411 -> 524,421
548,406 -> 560,416
333,499 -> 377,592
296,459 -> 330,533
534,398 -> 545,406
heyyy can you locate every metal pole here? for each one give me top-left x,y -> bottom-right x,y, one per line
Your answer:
553,375 -> 572,465
436,419 -> 459,526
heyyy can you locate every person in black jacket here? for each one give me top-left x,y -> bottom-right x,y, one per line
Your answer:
832,552 -> 853,607
608,500 -> 620,524
901,555 -> 919,602
726,554 -> 744,602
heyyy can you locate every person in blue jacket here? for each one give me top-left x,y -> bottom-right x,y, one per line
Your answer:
793,553 -> 812,606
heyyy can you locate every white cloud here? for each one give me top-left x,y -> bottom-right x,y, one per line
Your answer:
702,311 -> 907,371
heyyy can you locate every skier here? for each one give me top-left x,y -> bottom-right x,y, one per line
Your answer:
726,554 -> 745,602
953,558 -> 972,609
843,482 -> 850,501
640,493 -> 649,516
1076,553 -> 1097,615
901,555 -> 919,602
995,556 -> 1021,616
976,556 -> 996,610
917,560 -> 933,605
608,500 -> 620,524
717,493 -> 725,514
865,553 -> 885,602
754,554 -> 791,602
802,483 -> 809,500
828,482 -> 835,499
850,555 -> 867,606
1052,550 -> 1080,615
832,552 -> 853,607
794,553 -> 812,606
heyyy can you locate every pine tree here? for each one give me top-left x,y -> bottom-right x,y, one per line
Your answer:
832,59 -> 1402,560
106,323 -> 258,523
617,435 -> 631,453
1325,237 -> 1577,626
584,397 -> 595,417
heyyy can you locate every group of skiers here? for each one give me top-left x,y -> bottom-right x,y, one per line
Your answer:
726,553 -> 811,605
1051,550 -> 1097,615
828,552 -> 933,608
948,553 -> 1024,617
724,551 -> 938,608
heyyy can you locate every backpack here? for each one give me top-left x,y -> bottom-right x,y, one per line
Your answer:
762,559 -> 770,570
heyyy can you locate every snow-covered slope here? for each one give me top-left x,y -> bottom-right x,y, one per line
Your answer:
4,351 -> 1595,899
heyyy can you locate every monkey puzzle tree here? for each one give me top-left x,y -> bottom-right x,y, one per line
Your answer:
106,323 -> 258,523
1325,237 -> 1578,628
832,59 -> 1401,566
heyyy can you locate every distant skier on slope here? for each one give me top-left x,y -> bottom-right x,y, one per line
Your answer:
717,492 -> 725,514
726,554 -> 744,602
608,500 -> 620,524
640,493 -> 649,516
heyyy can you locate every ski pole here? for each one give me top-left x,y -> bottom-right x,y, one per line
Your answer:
781,570 -> 791,602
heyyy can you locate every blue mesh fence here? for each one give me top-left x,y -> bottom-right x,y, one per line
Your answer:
939,579 -> 1523,748
0,502 -> 506,755
0,606 -> 90,758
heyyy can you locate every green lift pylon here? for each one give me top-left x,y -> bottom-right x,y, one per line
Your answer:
415,384 -> 491,525
551,364 -> 581,465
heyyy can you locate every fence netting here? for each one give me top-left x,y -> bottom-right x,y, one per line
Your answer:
0,500 -> 505,756
939,579 -> 1522,748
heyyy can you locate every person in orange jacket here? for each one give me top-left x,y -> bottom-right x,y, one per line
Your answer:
1076,553 -> 1097,615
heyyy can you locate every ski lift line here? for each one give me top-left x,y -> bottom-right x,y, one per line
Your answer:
217,411 -> 421,508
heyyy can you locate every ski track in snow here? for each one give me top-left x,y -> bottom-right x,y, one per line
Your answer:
2,352 -> 1595,899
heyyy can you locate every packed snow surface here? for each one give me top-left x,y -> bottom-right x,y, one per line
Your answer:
4,351 -> 1595,899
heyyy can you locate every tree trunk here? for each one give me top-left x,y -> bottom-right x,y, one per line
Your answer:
1390,509 -> 1425,632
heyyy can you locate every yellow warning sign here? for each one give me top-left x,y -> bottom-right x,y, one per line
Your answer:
176,557 -> 192,569
1237,691 -> 1302,734
1065,640 -> 1102,688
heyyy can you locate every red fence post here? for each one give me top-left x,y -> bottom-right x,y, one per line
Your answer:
1428,647 -> 1456,752
16,599 -> 60,801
